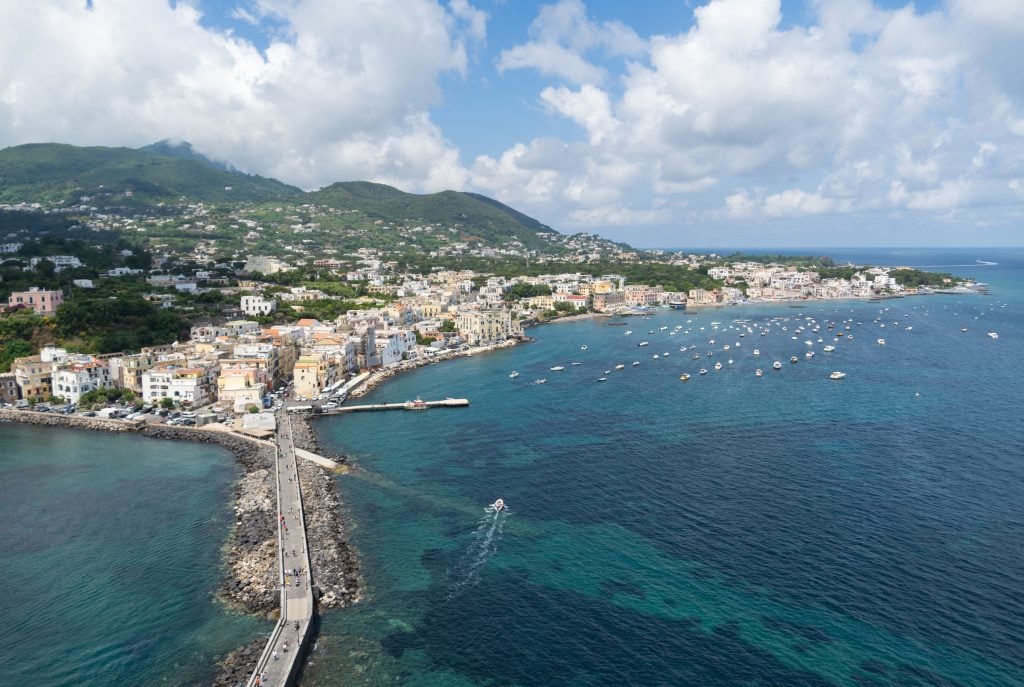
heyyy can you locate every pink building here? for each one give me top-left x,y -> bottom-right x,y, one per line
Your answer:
8,287 -> 64,316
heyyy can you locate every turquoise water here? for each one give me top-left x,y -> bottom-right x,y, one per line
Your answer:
306,248 -> 1024,686
0,427 -> 268,686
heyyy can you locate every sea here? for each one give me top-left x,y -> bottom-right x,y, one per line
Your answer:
2,247 -> 1022,686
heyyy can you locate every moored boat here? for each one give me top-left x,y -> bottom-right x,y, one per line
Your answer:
830,371 -> 847,380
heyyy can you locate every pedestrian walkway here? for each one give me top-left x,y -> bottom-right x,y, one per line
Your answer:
246,413 -> 315,687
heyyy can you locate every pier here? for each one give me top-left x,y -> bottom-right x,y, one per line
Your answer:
246,412 -> 315,687
318,398 -> 470,415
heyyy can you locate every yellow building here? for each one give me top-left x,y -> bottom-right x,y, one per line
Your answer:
456,310 -> 513,346
13,355 -> 52,401
293,354 -> 329,399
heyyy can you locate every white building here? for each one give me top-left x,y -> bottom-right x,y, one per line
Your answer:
52,360 -> 113,404
241,294 -> 277,317
142,366 -> 218,406
244,255 -> 288,274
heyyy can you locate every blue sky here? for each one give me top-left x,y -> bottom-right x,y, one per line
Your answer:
1,0 -> 1021,247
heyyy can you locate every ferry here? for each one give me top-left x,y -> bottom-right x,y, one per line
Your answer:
490,498 -> 505,512
830,371 -> 847,380
403,398 -> 428,411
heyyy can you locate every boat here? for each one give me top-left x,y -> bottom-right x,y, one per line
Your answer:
753,349 -> 760,356
549,366 -> 565,371
830,371 -> 847,380
961,328 -> 968,333
679,373 -> 691,381
805,351 -> 814,358
652,354 -> 660,359
692,354 -> 701,360
790,356 -> 799,364
632,361 -> 640,366
509,371 -> 519,378
877,338 -> 885,345
597,376 -> 607,382
615,364 -> 626,370
773,361 -> 782,370
490,498 -> 505,512
625,330 -> 633,335
638,341 -> 650,347
714,361 -> 723,370
823,345 -> 835,352
755,368 -> 764,377
534,378 -> 547,384
403,398 -> 428,411
699,368 -> 708,375
988,332 -> 999,339
580,345 -> 588,350
571,362 -> 582,366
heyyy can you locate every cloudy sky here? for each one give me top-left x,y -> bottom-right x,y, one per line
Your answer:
2,0 -> 1022,247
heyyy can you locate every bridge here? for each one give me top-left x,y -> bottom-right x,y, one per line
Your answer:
246,412 -> 315,687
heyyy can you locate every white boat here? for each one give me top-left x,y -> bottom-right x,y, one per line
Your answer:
699,368 -> 708,375
790,356 -> 799,364
580,345 -> 588,350
805,351 -> 814,358
550,366 -> 565,371
960,328 -> 968,333
753,349 -> 760,356
534,378 -> 547,384
571,362 -> 582,366
830,371 -> 847,380
877,338 -> 885,345
490,498 -> 505,512
597,376 -> 607,382
625,330 -> 633,335
653,354 -> 660,359
638,341 -> 650,347
615,364 -> 626,370
403,398 -> 428,411
509,371 -> 519,378
987,332 -> 999,339
773,361 -> 782,370
632,361 -> 640,366
823,345 -> 835,352
755,369 -> 764,377
714,361 -> 723,371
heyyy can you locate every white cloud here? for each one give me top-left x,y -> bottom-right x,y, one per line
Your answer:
0,0 -> 483,191
497,0 -> 643,85
479,0 -> 1024,237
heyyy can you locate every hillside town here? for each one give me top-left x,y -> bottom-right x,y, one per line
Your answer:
1,235 -> 976,414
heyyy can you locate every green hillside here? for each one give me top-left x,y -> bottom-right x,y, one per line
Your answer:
0,143 -> 301,205
307,181 -> 556,248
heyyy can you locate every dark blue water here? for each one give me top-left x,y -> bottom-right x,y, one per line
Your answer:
307,248 -> 1024,686
0,427 -> 268,686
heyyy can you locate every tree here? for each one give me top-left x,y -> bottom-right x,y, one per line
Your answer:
0,338 -> 34,372
439,319 -> 456,333
160,397 -> 175,409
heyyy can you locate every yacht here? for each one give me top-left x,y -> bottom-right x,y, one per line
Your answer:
829,371 -> 847,380
509,371 -> 519,378
773,361 -> 783,370
653,354 -> 660,359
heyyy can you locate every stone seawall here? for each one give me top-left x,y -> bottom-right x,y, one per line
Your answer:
289,413 -> 361,610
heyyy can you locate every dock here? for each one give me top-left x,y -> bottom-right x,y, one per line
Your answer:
318,398 -> 469,415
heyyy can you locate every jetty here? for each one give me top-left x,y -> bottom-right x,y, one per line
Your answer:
318,398 -> 469,415
246,412 -> 315,687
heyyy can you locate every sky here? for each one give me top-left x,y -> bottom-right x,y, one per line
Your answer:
1,0 -> 1023,248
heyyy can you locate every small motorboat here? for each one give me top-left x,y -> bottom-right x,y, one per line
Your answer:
823,345 -> 835,352
699,368 -> 708,375
987,332 -> 999,339
790,356 -> 799,364
714,361 -> 723,371
615,364 -> 626,370
491,498 -> 505,512
877,338 -> 885,345
753,349 -> 760,356
597,376 -> 607,382
632,361 -> 640,366
509,371 -> 519,378
638,341 -> 650,347
534,378 -> 547,384
773,361 -> 783,370
679,373 -> 691,382
830,371 -> 847,380
580,345 -> 588,350
755,368 -> 764,377
550,366 -> 565,371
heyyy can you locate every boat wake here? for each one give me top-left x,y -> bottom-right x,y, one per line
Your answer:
444,508 -> 508,601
